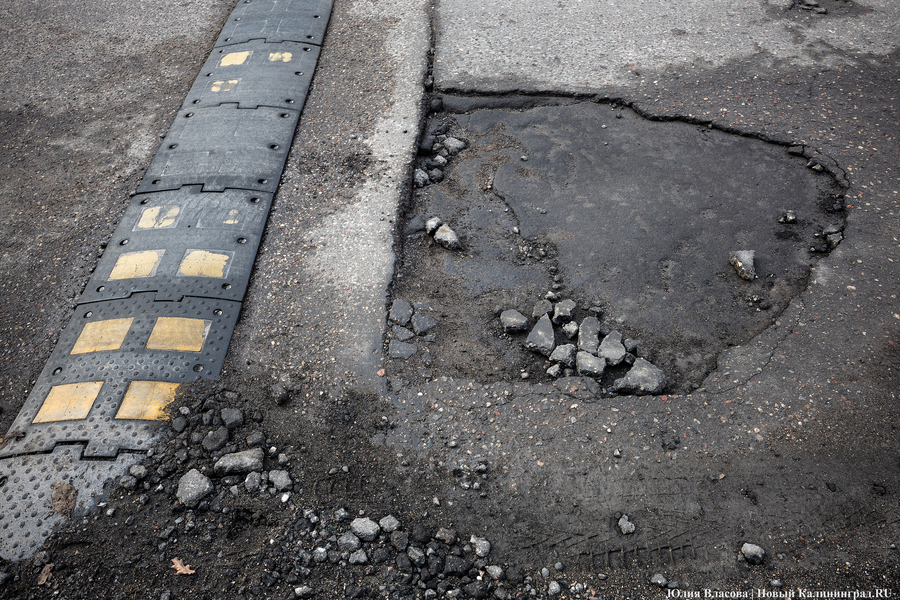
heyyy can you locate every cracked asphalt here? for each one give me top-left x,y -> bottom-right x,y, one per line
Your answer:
0,0 -> 899,597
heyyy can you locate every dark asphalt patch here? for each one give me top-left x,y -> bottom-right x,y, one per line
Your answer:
392,99 -> 845,391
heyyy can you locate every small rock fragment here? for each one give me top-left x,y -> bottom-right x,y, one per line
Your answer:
350,517 -> 381,541
576,351 -> 605,377
379,515 -> 401,533
443,137 -> 467,155
414,169 -> 429,187
618,515 -> 636,535
470,535 -> 491,557
532,299 -> 553,319
524,315 -> 555,357
411,313 -> 437,335
272,383 -> 290,405
613,358 -> 667,395
650,573 -> 668,588
548,581 -> 562,596
500,310 -> 529,333
268,470 -> 292,491
388,340 -> 417,359
176,470 -> 213,507
578,316 -> 600,354
214,448 -> 264,475
220,408 -> 244,430
599,331 -> 627,366
390,299 -> 414,326
777,210 -> 797,224
730,250 -> 756,280
562,321 -> 579,339
434,224 -> 462,250
425,217 -> 443,235
338,532 -> 361,552
202,427 -> 229,452
741,543 -> 766,565
551,299 -> 576,324
550,344 -> 577,368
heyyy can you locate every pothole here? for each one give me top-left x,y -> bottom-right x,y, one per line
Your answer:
388,97 -> 845,394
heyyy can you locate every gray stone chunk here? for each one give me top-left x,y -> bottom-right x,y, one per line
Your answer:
202,426 -> 229,452
176,469 -> 213,507
428,168 -> 444,183
552,299 -> 576,324
244,471 -> 261,492
411,313 -> 437,335
618,515 -> 636,535
576,351 -> 605,377
730,250 -> 756,280
524,315 -> 555,356
599,330 -> 627,366
350,517 -> 381,541
414,168 -> 429,187
220,408 -> 244,430
214,448 -> 264,475
379,515 -> 401,533
650,573 -> 668,588
295,586 -> 315,599
338,532 -> 361,552
407,546 -> 426,567
550,344 -> 577,368
434,224 -> 462,250
390,299 -> 414,326
546,363 -> 562,378
435,527 -> 457,544
425,217 -> 443,235
741,543 -> 766,565
470,535 -> 491,557
578,316 -> 600,354
443,137 -> 467,155
389,340 -> 417,359
268,469 -> 292,491
391,530 -> 409,551
500,310 -> 529,333
349,549 -> 368,565
613,358 -> 668,395
532,299 -> 553,319
392,325 -> 414,341
562,321 -> 579,339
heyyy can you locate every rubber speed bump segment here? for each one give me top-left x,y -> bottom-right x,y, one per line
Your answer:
188,39 -> 320,110
215,0 -> 334,47
78,186 -> 273,303
136,105 -> 299,194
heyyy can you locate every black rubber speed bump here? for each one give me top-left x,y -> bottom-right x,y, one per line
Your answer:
215,0 -> 334,47
188,39 -> 320,110
136,105 -> 299,194
79,186 -> 272,303
0,293 -> 241,458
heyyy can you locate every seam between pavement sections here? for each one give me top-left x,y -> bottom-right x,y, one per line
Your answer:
0,0 -> 334,561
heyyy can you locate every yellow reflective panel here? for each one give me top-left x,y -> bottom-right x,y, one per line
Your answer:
71,318 -> 134,354
146,317 -> 210,352
108,250 -> 162,280
223,209 -> 240,225
219,51 -> 251,66
33,382 -> 103,423
210,79 -> 240,93
136,206 -> 180,230
179,250 -> 230,278
116,381 -> 179,420
268,52 -> 292,62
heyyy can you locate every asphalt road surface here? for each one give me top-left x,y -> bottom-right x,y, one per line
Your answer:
0,0 -> 898,597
